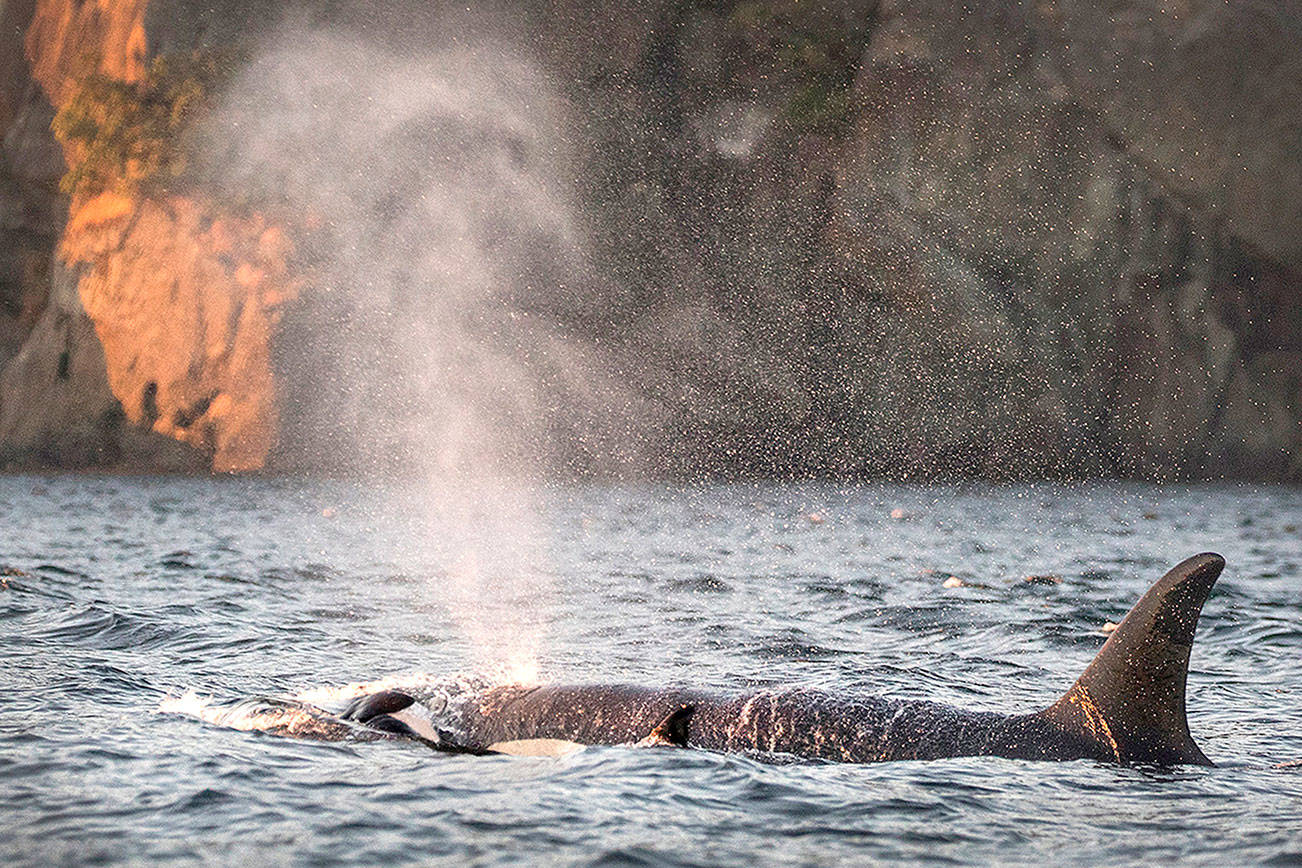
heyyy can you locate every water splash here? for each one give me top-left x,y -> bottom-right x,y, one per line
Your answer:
159,671 -> 531,741
200,26 -> 635,478
291,672 -> 458,708
197,16 -> 650,675
158,691 -> 339,738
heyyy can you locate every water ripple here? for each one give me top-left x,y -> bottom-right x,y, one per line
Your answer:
0,478 -> 1299,866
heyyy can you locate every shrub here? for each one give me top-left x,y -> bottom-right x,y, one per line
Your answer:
727,1 -> 869,134
52,51 -> 226,198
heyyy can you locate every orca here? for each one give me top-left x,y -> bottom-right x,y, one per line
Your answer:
341,553 -> 1224,765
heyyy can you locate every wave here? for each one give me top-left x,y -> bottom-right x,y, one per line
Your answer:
158,668 -> 535,741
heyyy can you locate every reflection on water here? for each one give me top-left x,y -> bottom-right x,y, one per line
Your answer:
1,476 -> 1301,865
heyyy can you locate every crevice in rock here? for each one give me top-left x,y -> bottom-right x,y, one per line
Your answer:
172,391 -> 216,429
140,380 -> 159,429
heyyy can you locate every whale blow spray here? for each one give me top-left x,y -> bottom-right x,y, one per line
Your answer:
201,14 -> 644,677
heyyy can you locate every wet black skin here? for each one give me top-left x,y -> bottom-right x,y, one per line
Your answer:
346,553 -> 1224,766
452,683 -> 1108,763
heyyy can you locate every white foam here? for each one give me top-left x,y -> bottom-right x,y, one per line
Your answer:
158,690 -> 335,736
157,690 -> 217,720
292,667 -> 537,709
160,670 -> 538,741
292,673 -> 449,707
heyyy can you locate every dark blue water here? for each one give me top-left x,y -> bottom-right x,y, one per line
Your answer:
2,476 -> 1300,865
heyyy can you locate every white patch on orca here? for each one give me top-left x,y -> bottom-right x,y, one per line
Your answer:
384,705 -> 446,743
486,739 -> 585,757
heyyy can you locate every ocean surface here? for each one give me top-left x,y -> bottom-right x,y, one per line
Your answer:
2,475 -> 1300,865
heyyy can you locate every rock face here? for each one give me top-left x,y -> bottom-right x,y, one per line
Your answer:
0,253 -> 121,467
0,0 -> 1298,478
1,0 -> 61,370
837,0 -> 1301,479
0,0 -> 295,471
64,193 -> 299,471
0,0 -> 139,466
1031,0 -> 1302,272
1,0 -> 151,353
823,0 -> 1302,478
543,0 -> 1302,479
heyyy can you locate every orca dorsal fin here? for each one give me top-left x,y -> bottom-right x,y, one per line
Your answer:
1038,553 -> 1224,765
637,705 -> 695,747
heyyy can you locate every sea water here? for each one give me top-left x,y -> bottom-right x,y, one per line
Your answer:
1,476 -> 1299,865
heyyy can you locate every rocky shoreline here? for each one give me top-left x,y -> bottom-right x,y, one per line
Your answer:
1,0 -> 1298,480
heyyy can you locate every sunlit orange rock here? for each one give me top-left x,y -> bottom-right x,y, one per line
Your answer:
60,193 -> 302,472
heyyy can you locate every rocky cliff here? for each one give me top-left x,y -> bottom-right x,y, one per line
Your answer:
0,0 -> 1298,479
0,0 -> 293,471
542,0 -> 1302,479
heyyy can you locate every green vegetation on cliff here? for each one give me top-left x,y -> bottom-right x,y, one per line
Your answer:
726,1 -> 868,133
51,52 -> 226,198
